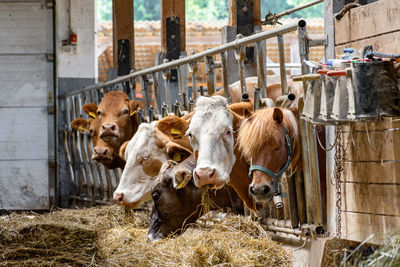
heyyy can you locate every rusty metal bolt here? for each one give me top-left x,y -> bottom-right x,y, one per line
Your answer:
242,6 -> 248,12
171,35 -> 176,40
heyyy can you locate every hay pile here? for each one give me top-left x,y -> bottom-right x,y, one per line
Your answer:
359,232 -> 400,267
0,206 -> 291,266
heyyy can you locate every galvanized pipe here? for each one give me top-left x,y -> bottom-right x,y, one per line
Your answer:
254,87 -> 262,111
151,73 -> 160,114
204,55 -> 215,96
256,40 -> 267,98
220,51 -> 229,100
65,21 -> 302,97
161,103 -> 168,118
188,99 -> 195,112
177,56 -> 187,110
140,75 -> 150,117
263,0 -> 323,24
277,34 -> 288,94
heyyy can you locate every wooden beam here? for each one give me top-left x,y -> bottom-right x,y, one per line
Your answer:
334,0 -> 400,45
161,0 -> 185,53
112,0 -> 134,72
228,0 -> 260,27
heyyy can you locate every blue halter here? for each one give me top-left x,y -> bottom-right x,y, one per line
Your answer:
248,126 -> 292,196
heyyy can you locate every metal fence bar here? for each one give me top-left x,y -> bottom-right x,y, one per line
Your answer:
277,34 -> 288,94
64,20 -> 301,98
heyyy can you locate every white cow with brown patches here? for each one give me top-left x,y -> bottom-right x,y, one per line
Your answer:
113,119 -> 192,209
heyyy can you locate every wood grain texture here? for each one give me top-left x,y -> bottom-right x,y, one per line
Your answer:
228,0 -> 260,27
341,130 -> 400,162
335,0 -> 400,45
335,31 -> 400,56
342,212 -> 400,244
112,0 -> 135,67
343,161 -> 400,184
342,183 -> 400,216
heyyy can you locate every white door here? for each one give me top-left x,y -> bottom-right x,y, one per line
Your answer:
0,0 -> 54,210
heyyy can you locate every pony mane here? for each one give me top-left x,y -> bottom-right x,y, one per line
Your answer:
238,108 -> 301,172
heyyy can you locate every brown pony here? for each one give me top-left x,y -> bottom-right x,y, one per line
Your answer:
238,107 -> 301,203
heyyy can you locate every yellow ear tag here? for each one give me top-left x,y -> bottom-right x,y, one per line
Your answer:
88,112 -> 96,118
176,180 -> 185,189
78,126 -> 87,132
130,110 -> 137,117
173,153 -> 181,162
171,128 -> 181,135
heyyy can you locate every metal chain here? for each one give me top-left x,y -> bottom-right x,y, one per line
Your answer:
333,125 -> 344,238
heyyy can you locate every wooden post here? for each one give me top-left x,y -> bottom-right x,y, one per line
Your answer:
112,0 -> 134,75
228,0 -> 260,27
161,0 -> 185,53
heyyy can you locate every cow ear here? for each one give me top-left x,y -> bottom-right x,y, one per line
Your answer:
82,103 -> 98,119
128,100 -> 143,117
71,118 -> 90,132
273,107 -> 284,124
243,108 -> 253,118
174,168 -> 192,189
157,115 -> 189,139
119,141 -> 130,161
231,110 -> 244,131
164,142 -> 192,163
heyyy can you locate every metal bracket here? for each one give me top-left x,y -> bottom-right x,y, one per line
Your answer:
117,39 -> 130,76
46,0 -> 54,9
236,0 -> 254,63
166,16 -> 181,61
46,52 -> 54,62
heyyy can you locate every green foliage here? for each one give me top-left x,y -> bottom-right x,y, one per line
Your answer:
96,0 -> 323,22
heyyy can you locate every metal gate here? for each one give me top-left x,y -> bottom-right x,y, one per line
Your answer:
62,19 -> 326,236
0,0 -> 55,210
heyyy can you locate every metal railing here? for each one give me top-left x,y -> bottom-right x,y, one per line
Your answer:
61,19 -> 326,237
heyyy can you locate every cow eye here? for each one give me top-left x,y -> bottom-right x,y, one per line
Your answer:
274,147 -> 281,151
139,156 -> 149,164
187,133 -> 192,138
225,130 -> 232,136
122,109 -> 129,115
152,190 -> 160,201
97,110 -> 102,116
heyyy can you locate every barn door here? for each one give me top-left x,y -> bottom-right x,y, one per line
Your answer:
0,0 -> 54,210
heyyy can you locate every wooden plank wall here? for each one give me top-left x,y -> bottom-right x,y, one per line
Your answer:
334,0 -> 400,244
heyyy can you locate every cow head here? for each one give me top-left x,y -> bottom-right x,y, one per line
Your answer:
148,158 -> 244,241
113,122 -> 192,209
70,103 -> 125,169
187,96 -> 242,189
89,91 -> 143,150
147,159 -> 201,241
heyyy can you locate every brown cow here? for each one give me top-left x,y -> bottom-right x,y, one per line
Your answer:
70,91 -> 142,168
148,156 -> 244,241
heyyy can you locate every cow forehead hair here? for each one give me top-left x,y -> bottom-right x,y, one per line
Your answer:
194,95 -> 228,112
191,96 -> 232,133
126,123 -> 157,156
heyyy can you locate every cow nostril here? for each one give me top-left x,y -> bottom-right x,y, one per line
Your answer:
111,125 -> 116,131
102,149 -> 108,155
249,186 -> 255,196
194,171 -> 200,181
209,169 -> 216,178
263,186 -> 271,195
101,125 -> 106,130
115,193 -> 124,203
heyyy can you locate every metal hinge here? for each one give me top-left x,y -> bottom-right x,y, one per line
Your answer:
46,52 -> 54,62
46,0 -> 54,9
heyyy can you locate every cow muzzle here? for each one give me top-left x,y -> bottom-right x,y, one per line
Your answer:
92,147 -> 113,164
193,167 -> 224,189
100,123 -> 120,140
113,192 -> 142,209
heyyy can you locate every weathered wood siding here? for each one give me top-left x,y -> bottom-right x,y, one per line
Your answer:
334,0 -> 400,244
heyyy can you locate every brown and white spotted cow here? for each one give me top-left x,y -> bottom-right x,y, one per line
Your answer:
113,115 -> 192,209
71,91 -> 143,169
148,156 -> 244,241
